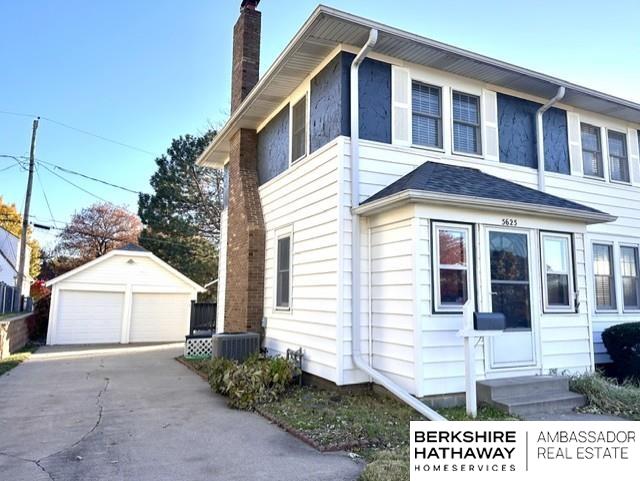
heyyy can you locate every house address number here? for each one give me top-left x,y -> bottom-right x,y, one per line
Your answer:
501,218 -> 518,226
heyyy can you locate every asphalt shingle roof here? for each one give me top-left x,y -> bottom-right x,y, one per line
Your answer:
362,161 -> 605,215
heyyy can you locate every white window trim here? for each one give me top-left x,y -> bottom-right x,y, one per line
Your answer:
274,226 -> 293,312
289,92 -> 309,166
619,242 -> 640,312
540,232 -> 575,313
450,89 -> 483,157
432,222 -> 473,313
410,79 -> 445,151
580,122 -> 605,180
592,241 -> 618,313
606,128 -> 632,185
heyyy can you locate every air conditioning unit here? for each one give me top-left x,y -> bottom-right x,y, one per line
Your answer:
212,332 -> 260,362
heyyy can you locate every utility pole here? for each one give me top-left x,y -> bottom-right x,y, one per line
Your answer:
16,117 -> 39,304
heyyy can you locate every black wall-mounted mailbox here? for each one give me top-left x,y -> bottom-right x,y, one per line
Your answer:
473,312 -> 506,331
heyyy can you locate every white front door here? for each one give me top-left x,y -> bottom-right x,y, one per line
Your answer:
482,228 -> 538,370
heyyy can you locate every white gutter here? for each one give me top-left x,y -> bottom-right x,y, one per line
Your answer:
349,29 -> 446,421
536,86 -> 566,191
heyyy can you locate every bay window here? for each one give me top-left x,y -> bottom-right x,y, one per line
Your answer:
541,233 -> 574,312
433,223 -> 472,312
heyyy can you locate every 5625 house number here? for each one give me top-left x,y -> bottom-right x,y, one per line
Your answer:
502,218 -> 518,226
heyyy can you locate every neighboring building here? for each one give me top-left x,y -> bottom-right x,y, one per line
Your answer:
197,3 -> 640,399
0,226 -> 31,297
45,244 -> 204,345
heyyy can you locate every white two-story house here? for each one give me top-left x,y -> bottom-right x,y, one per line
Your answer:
198,2 -> 640,403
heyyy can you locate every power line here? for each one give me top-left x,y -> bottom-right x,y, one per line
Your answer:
0,110 -> 159,156
35,164 -> 58,229
38,163 -> 109,203
36,158 -> 142,195
0,164 -> 17,173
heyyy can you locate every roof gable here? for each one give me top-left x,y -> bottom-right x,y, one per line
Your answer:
45,250 -> 204,292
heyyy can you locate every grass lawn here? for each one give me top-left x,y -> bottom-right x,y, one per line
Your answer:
181,357 -> 518,481
0,344 -> 38,377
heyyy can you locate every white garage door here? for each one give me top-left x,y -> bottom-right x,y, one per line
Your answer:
129,293 -> 190,342
55,290 -> 124,344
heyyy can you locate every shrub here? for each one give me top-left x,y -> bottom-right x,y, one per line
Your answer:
570,372 -> 640,420
26,293 -> 50,341
601,322 -> 640,381
207,354 -> 298,410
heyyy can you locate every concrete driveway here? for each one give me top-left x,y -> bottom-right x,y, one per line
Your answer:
0,344 -> 362,481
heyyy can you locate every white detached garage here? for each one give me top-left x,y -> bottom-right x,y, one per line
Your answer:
45,244 -> 204,345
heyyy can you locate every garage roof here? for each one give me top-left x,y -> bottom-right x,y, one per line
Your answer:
198,5 -> 640,168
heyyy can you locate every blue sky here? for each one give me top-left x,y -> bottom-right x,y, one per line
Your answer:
1,0 -> 638,247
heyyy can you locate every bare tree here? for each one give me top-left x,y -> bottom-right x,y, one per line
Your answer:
58,203 -> 142,260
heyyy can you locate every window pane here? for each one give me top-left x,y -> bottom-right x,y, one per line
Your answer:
291,97 -> 306,161
276,237 -> 290,307
621,247 -> 638,277
490,233 -> 528,281
412,82 -> 440,116
544,237 -> 568,273
439,229 -> 466,265
610,155 -> 630,182
453,122 -> 479,154
491,284 -> 531,329
412,115 -> 440,147
440,269 -> 467,305
452,92 -> 479,124
593,244 -> 612,276
581,124 -> 603,177
547,274 -> 569,306
623,277 -> 639,308
595,276 -> 615,309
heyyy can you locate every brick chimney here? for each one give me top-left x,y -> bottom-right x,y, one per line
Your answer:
224,0 -> 266,334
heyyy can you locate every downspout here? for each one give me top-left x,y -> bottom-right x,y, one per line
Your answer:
536,86 -> 566,191
349,29 -> 446,421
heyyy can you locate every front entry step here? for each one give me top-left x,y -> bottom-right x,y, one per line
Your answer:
477,376 -> 585,418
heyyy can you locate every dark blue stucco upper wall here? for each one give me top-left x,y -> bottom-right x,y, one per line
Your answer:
257,104 -> 290,185
341,52 -> 392,144
497,93 -> 570,174
309,51 -> 392,153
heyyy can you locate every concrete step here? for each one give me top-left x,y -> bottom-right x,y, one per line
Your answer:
491,392 -> 586,417
477,376 -> 569,403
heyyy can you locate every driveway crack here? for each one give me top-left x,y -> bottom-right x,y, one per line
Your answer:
0,452 -> 54,481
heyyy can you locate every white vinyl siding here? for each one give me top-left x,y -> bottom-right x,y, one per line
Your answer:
260,140 -> 341,383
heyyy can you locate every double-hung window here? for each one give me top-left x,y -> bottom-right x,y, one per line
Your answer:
275,234 -> 291,309
541,233 -> 574,312
620,246 -> 640,310
452,92 -> 481,155
291,96 -> 307,163
433,223 -> 472,312
580,123 -> 604,178
608,130 -> 630,183
593,243 -> 616,310
412,81 -> 442,148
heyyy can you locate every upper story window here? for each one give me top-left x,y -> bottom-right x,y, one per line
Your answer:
433,223 -> 472,312
581,123 -> 603,178
291,96 -> 307,162
593,243 -> 616,311
452,92 -> 481,155
607,130 -> 630,183
412,81 -> 442,148
275,234 -> 291,309
620,245 -> 640,310
541,233 -> 574,312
